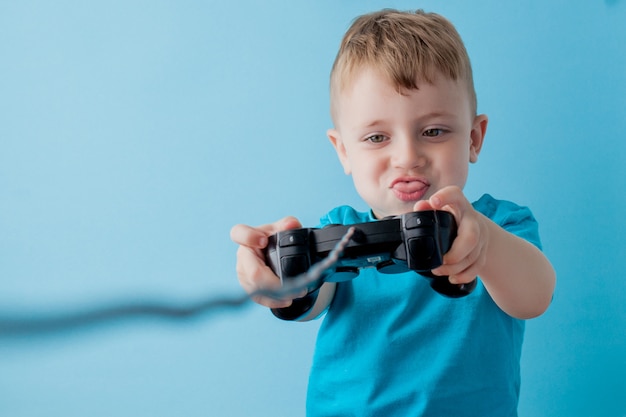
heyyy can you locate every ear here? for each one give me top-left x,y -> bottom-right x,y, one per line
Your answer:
469,114 -> 488,163
327,128 -> 352,175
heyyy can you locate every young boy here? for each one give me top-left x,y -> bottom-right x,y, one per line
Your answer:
231,9 -> 555,416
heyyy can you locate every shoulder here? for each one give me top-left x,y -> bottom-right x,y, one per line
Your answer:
473,194 -> 542,249
473,194 -> 533,222
318,205 -> 373,227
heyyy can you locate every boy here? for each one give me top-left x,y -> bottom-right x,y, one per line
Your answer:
231,9 -> 555,416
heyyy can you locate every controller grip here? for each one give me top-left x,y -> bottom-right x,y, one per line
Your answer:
404,210 -> 476,297
271,288 -> 320,320
419,270 -> 477,298
265,229 -> 320,320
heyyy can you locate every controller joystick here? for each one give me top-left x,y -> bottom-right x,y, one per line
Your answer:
264,210 -> 477,320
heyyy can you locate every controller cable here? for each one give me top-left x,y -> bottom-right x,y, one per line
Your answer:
0,227 -> 356,338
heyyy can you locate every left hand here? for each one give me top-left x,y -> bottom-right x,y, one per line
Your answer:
413,186 -> 489,285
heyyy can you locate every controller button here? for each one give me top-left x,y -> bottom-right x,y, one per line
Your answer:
408,236 -> 436,261
281,255 -> 309,277
278,233 -> 307,248
405,215 -> 435,229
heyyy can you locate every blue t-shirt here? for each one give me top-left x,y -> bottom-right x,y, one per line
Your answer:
306,194 -> 541,417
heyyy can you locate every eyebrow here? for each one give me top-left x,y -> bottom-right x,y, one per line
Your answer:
364,119 -> 385,128
418,111 -> 456,120
361,111 -> 455,128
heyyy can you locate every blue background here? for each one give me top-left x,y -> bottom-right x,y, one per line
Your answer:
1,1 -> 624,416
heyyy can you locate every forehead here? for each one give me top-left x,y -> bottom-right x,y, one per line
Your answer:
332,67 -> 471,126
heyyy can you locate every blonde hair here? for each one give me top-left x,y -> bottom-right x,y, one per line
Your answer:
330,9 -> 477,119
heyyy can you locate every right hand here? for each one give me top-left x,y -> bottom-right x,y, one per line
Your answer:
230,216 -> 305,308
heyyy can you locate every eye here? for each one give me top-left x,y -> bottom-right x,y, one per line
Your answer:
365,134 -> 387,144
423,128 -> 443,137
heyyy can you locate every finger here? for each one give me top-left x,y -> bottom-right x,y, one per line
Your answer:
432,249 -> 476,279
230,216 -> 302,248
447,263 -> 481,285
256,215 -> 302,235
448,222 -> 480,263
230,223 -> 270,248
236,245 -> 280,291
427,185 -> 470,218
236,246 -> 290,308
251,294 -> 294,309
432,229 -> 484,280
236,244 -> 309,307
413,200 -> 435,211
251,284 -> 310,307
231,216 -> 305,308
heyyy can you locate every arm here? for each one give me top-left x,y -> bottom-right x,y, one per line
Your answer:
416,186 -> 556,319
465,212 -> 555,318
432,187 -> 555,319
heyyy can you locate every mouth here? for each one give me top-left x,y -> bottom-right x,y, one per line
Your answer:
390,177 -> 429,202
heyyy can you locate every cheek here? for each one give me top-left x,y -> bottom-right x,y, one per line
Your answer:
353,156 -> 384,178
436,151 -> 469,183
448,159 -> 470,185
349,159 -> 380,188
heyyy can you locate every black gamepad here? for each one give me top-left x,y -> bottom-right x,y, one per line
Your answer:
264,210 -> 477,320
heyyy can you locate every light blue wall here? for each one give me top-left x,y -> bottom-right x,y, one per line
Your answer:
1,1 -> 624,416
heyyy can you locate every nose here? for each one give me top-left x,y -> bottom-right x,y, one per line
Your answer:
391,135 -> 426,170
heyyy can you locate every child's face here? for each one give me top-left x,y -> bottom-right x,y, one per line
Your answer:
328,68 -> 487,219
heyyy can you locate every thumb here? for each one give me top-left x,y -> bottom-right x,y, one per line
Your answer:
257,216 -> 303,244
426,186 -> 471,219
413,200 -> 435,211
230,216 -> 302,248
269,216 -> 302,233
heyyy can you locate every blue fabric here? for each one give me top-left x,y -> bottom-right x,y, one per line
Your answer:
306,194 -> 541,417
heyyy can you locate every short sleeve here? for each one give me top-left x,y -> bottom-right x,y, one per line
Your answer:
473,194 -> 542,250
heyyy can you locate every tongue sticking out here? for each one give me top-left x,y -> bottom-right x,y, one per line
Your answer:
392,180 -> 428,202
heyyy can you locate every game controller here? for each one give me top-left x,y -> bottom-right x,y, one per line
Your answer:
264,210 -> 477,320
